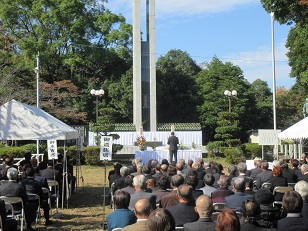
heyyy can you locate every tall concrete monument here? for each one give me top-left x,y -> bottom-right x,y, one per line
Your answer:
133,0 -> 157,132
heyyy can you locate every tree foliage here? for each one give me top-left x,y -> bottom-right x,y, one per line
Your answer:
196,57 -> 258,144
260,0 -> 308,25
156,49 -> 201,123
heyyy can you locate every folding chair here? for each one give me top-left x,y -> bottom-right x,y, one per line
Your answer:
213,202 -> 225,212
27,193 -> 40,227
288,182 -> 296,189
273,186 -> 293,206
47,180 -> 59,213
261,182 -> 272,190
0,196 -> 26,231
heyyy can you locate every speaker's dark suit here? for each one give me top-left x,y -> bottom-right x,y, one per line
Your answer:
183,217 -> 215,231
128,190 -> 157,210
224,192 -> 254,212
167,135 -> 179,163
166,202 -> 199,227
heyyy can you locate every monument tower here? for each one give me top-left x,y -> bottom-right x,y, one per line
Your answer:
133,0 -> 157,132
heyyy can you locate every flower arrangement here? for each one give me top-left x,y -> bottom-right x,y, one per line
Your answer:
136,135 -> 146,150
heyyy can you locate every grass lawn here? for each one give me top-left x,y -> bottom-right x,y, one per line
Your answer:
32,158 -> 229,230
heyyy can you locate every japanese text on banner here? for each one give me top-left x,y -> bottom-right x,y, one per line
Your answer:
100,136 -> 113,161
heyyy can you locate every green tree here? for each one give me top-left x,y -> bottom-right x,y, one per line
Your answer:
156,49 -> 201,123
0,0 -> 132,123
251,79 -> 273,129
196,57 -> 258,144
260,0 -> 308,25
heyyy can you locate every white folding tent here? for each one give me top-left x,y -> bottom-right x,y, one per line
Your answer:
0,99 -> 79,209
0,99 -> 79,140
278,117 -> 308,140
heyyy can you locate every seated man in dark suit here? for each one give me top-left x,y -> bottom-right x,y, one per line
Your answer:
250,159 -> 262,180
166,184 -> 199,227
278,191 -> 308,231
298,164 -> 308,183
224,178 -> 253,212
211,175 -> 234,203
255,161 -> 273,189
183,194 -> 215,231
153,175 -> 170,206
128,175 -> 156,210
0,168 -> 36,231
161,174 -> 184,208
20,166 -> 51,226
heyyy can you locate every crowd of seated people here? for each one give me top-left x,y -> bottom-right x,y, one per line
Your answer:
0,153 -> 76,230
107,156 -> 308,231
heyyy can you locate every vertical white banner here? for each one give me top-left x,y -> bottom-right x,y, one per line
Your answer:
47,140 -> 58,160
100,136 -> 113,161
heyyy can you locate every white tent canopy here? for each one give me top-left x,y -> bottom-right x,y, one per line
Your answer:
0,99 -> 79,140
278,117 -> 308,140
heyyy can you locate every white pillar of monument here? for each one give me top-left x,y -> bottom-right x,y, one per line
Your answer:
132,0 -> 157,132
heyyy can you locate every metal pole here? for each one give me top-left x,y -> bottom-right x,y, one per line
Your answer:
228,97 -> 231,113
102,160 -> 107,230
95,96 -> 98,124
271,12 -> 278,158
36,51 -> 40,155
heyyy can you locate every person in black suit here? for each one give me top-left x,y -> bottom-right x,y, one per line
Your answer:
224,178 -> 253,212
166,184 -> 199,227
250,159 -> 262,180
20,166 -> 52,226
167,132 -> 179,164
278,191 -> 308,231
269,166 -> 287,201
0,168 -> 37,231
281,163 -> 297,183
183,194 -> 215,231
298,163 -> 308,183
255,161 -> 273,189
114,167 -> 130,191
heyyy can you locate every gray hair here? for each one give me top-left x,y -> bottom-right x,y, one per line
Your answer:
237,162 -> 247,173
133,175 -> 146,189
233,178 -> 245,192
7,168 -> 18,180
295,180 -> 308,200
136,162 -> 144,170
301,164 -> 308,173
134,157 -> 141,165
120,166 -> 129,176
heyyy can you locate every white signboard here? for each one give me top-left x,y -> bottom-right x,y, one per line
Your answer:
258,129 -> 281,145
47,140 -> 58,160
100,136 -> 113,161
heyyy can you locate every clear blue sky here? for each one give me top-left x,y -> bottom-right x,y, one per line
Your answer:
106,0 -> 296,90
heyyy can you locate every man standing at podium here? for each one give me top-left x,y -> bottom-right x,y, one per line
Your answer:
168,132 -> 179,164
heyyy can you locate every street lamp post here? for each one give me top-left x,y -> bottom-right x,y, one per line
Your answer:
224,90 -> 237,112
34,52 -> 40,156
90,89 -> 104,124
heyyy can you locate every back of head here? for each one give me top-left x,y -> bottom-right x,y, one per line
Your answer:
25,166 -> 35,177
237,162 -> 246,173
114,190 -> 131,209
176,162 -> 184,171
24,152 -> 32,161
187,159 -> 193,167
282,191 -> 303,213
292,159 -> 299,168
124,175 -> 134,186
136,162 -> 143,171
233,178 -> 245,192
192,162 -> 200,170
217,175 -> 230,188
134,199 -> 152,218
120,166 -> 129,176
242,199 -> 261,223
147,208 -> 175,231
133,174 -> 146,189
5,157 -> 14,166
157,175 -> 170,190
272,166 -> 282,177
185,174 -> 198,189
143,164 -> 151,174
177,184 -> 193,202
261,161 -> 269,170
7,168 -> 18,181
161,159 -> 169,166
295,180 -> 308,201
167,165 -> 177,176
170,132 -> 175,136
216,208 -> 240,231
228,164 -> 237,175
196,194 -> 213,217
301,164 -> 308,173
254,188 -> 274,205
170,174 -> 184,188
203,173 -> 215,186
